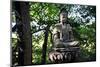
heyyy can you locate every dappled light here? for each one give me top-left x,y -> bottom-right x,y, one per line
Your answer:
12,1 -> 96,66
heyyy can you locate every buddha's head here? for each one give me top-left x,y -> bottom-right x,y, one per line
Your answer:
60,8 -> 68,24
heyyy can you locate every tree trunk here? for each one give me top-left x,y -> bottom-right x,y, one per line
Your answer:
14,2 -> 32,65
41,26 -> 49,64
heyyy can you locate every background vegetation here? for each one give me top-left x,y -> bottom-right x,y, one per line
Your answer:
12,2 -> 96,65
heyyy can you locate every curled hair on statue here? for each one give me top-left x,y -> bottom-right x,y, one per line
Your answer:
59,8 -> 69,24
60,8 -> 68,15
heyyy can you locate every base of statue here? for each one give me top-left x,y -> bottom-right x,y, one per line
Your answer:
48,47 -> 80,63
53,47 -> 80,52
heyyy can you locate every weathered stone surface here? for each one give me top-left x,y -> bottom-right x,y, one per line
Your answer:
49,8 -> 80,63
48,49 -> 80,63
53,47 -> 80,52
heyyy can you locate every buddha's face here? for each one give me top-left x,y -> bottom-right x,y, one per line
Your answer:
60,12 -> 67,23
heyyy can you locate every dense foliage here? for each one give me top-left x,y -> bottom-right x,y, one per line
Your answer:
12,2 -> 96,65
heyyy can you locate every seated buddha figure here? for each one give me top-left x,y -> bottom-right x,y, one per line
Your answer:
52,8 -> 78,48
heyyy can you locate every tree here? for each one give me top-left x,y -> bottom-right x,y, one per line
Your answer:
13,1 -> 32,65
41,25 -> 49,64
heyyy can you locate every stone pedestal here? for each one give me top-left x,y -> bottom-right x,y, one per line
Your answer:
49,46 -> 80,63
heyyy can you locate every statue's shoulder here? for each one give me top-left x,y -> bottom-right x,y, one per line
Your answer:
52,23 -> 62,34
55,23 -> 62,26
55,23 -> 62,29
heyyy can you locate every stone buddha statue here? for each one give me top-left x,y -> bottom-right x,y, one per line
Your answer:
49,8 -> 80,63
52,9 -> 79,48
